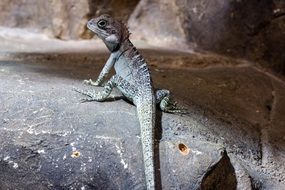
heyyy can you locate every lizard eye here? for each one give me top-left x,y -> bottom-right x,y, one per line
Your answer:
98,19 -> 107,29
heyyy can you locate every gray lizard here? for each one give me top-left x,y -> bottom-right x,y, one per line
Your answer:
75,14 -> 183,190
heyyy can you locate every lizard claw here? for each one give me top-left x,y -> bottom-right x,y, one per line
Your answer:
73,87 -> 94,98
162,103 -> 189,114
80,98 -> 94,103
73,87 -> 87,95
167,108 -> 189,115
83,79 -> 100,86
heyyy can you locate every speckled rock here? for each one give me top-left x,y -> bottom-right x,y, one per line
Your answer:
0,59 -> 232,189
0,45 -> 284,189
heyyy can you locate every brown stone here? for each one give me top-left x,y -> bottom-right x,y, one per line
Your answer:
0,0 -> 139,40
128,0 -> 189,47
0,0 -> 90,39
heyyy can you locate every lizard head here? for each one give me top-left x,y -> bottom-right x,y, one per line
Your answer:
87,14 -> 130,52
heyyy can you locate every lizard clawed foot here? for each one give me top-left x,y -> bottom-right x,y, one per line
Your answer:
160,98 -> 188,114
163,106 -> 188,114
73,87 -> 101,102
83,79 -> 101,86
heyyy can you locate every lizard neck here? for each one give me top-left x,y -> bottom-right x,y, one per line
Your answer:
117,39 -> 140,58
105,38 -> 131,53
119,39 -> 132,51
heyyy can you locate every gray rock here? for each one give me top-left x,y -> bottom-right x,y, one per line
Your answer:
129,0 -> 285,74
0,60 -> 231,189
0,46 -> 284,189
0,0 -> 90,40
0,0 -> 139,40
1,0 -> 285,74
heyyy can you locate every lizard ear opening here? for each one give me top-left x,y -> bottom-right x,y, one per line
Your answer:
105,34 -> 119,44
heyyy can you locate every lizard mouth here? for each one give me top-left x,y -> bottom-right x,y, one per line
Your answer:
87,21 -> 102,35
87,21 -> 95,31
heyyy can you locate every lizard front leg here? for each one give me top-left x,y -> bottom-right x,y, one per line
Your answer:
75,75 -> 119,102
155,89 -> 187,113
84,53 -> 117,86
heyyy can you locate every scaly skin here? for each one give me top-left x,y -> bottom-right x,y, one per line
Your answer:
75,14 -> 183,189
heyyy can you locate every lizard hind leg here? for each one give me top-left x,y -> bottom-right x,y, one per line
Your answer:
155,89 -> 187,114
74,75 -> 118,102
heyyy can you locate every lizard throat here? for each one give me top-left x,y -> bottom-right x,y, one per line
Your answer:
105,41 -> 120,52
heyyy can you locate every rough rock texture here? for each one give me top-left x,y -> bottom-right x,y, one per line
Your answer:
128,0 -> 285,75
0,0 -> 139,39
0,38 -> 284,189
0,0 -> 89,39
88,0 -> 140,21
0,59 -> 229,190
0,0 -> 285,74
0,1 -> 285,188
128,0 -> 189,47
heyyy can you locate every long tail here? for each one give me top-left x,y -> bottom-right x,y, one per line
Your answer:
136,97 -> 156,190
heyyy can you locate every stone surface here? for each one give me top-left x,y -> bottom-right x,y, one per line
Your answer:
88,0 -> 140,21
0,0 -> 139,40
128,0 -> 189,47
0,39 -> 285,189
0,0 -> 90,39
0,0 -> 285,75
201,153 -> 237,190
128,0 -> 285,75
0,59 -> 227,189
0,1 -> 285,188
1,0 -> 285,74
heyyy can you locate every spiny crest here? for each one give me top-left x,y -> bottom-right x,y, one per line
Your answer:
118,20 -> 131,41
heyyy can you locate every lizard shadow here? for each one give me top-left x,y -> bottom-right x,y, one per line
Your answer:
154,109 -> 163,190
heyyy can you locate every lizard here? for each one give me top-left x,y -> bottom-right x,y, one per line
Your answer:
74,14 -> 184,190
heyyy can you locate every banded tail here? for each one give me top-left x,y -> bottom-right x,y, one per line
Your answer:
136,95 -> 156,190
